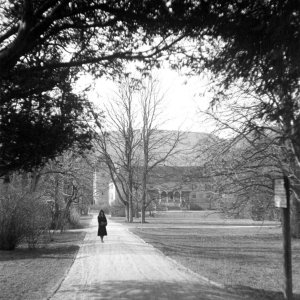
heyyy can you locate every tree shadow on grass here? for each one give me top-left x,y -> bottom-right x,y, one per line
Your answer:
230,285 -> 300,300
53,280 -> 293,300
145,239 -> 283,265
0,245 -> 80,261
129,231 -> 300,296
49,231 -> 86,243
134,231 -> 287,262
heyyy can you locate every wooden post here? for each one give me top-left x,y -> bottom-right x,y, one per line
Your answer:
283,175 -> 293,300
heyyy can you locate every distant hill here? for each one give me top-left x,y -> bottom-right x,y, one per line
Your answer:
93,130 -> 219,167
157,130 -> 218,166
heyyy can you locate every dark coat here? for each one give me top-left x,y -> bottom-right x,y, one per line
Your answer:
97,215 -> 107,237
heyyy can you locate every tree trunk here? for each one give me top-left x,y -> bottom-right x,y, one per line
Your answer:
61,199 -> 72,233
30,169 -> 41,193
135,201 -> 139,218
21,172 -> 29,192
127,179 -> 134,222
141,147 -> 148,223
141,177 -> 147,223
128,195 -> 133,223
291,167 -> 300,238
141,202 -> 146,223
53,173 -> 65,230
125,203 -> 129,222
291,194 -> 300,238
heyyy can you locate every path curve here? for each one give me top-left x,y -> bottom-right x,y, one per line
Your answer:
50,214 -> 247,300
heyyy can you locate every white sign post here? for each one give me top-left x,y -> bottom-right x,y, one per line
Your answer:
274,178 -> 287,208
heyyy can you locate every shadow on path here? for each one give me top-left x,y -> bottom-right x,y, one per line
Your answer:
53,280 -> 298,300
0,245 -> 80,261
53,280 -> 250,300
51,217 -> 298,300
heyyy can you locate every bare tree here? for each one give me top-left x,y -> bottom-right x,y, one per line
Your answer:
91,78 -> 141,222
91,75 -> 182,223
202,133 -> 281,220
139,77 -> 182,223
200,86 -> 300,232
30,151 -> 94,231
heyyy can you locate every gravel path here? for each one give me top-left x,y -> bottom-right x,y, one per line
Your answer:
50,214 -> 248,300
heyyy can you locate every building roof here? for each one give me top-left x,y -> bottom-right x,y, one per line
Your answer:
147,165 -> 205,184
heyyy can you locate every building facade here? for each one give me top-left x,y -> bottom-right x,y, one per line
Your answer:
93,131 -> 218,213
106,166 -> 217,214
92,162 -> 111,208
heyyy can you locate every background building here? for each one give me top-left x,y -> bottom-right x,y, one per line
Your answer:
93,161 -> 111,209
93,131 -> 218,214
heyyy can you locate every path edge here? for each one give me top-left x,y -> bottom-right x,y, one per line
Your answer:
47,222 -> 93,300
125,227 -> 225,289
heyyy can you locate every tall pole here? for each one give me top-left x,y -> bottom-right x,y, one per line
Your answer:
283,175 -> 293,300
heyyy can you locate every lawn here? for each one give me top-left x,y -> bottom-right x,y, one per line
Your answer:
0,215 -> 93,300
117,211 -> 300,298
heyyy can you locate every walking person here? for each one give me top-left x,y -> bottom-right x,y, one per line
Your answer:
97,209 -> 107,243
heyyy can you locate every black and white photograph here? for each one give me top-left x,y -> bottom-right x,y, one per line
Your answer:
0,1 -> 299,299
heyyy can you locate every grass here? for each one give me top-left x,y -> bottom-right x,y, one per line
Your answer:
0,214 -> 93,300
115,211 -> 300,298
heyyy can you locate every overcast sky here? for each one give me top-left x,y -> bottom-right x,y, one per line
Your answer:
79,68 -> 215,133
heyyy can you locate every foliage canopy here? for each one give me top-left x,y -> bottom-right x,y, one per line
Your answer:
0,0 -> 185,176
1,0 -> 299,174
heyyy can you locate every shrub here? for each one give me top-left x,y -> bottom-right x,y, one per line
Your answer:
68,206 -> 81,228
0,192 -> 27,250
22,196 -> 52,249
189,204 -> 203,211
0,184 -> 52,250
219,194 -> 280,221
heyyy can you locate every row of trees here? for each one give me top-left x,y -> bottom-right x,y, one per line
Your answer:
0,0 -> 185,177
0,150 -> 93,250
199,87 -> 300,235
3,1 -> 298,182
1,1 -> 300,237
91,76 -> 181,223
